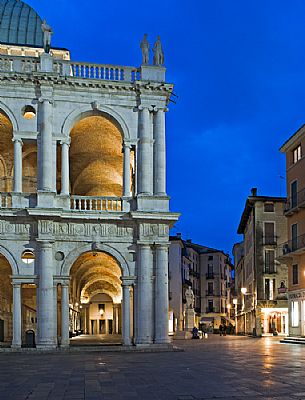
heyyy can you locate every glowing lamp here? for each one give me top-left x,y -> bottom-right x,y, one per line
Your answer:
23,105 -> 36,120
241,287 -> 247,295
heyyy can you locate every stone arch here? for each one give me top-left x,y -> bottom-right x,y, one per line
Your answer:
0,102 -> 19,132
61,243 -> 130,277
0,245 -> 19,275
61,105 -> 130,141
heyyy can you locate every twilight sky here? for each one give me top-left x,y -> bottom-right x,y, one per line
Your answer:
28,0 -> 305,255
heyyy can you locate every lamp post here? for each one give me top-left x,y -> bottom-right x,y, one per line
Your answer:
233,298 -> 238,334
241,287 -> 247,335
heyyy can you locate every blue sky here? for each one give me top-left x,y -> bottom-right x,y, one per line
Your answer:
28,0 -> 305,254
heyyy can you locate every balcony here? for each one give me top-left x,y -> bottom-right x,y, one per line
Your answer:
264,266 -> 276,274
278,234 -> 305,257
285,188 -> 305,215
206,290 -> 214,296
206,307 -> 215,313
263,236 -> 277,246
0,54 -> 140,82
0,192 -> 125,213
206,273 -> 214,279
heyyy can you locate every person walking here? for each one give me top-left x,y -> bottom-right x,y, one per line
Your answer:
219,324 -> 223,336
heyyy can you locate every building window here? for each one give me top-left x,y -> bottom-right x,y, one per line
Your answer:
264,203 -> 274,212
292,264 -> 299,285
207,282 -> 213,295
264,222 -> 275,245
208,300 -> 213,313
208,255 -> 213,261
291,301 -> 299,327
293,145 -> 302,164
291,180 -> 298,208
292,224 -> 298,251
265,250 -> 275,273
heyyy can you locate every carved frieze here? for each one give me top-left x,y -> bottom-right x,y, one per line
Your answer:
0,220 -> 32,237
139,223 -> 169,241
39,220 -> 133,240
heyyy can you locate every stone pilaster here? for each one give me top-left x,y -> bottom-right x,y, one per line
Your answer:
153,108 -> 167,195
137,106 -> 153,195
11,283 -> 22,348
60,138 -> 70,196
61,282 -> 70,347
13,138 -> 23,193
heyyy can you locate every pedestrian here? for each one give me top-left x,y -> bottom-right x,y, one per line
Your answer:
223,324 -> 227,336
219,324 -> 223,336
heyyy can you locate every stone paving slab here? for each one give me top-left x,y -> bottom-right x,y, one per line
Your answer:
0,336 -> 305,399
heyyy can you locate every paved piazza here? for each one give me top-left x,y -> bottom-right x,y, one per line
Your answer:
0,336 -> 304,400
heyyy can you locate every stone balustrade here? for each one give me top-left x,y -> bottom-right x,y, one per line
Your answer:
70,196 -> 122,212
0,192 -> 12,208
0,55 -> 139,82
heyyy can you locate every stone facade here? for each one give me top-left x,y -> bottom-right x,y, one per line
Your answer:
0,1 -> 179,348
235,189 -> 288,336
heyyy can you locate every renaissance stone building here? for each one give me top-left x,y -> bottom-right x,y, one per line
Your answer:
0,0 -> 178,348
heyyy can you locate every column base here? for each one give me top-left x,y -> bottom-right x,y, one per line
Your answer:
11,343 -> 21,349
36,344 -> 58,350
154,337 -> 171,344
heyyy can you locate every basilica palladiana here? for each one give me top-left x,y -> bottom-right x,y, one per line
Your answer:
0,0 -> 178,349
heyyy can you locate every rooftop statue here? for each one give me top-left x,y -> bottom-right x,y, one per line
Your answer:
140,34 -> 149,65
41,19 -> 53,54
153,36 -> 164,67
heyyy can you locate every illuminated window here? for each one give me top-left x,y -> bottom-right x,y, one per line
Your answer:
21,250 -> 35,264
291,301 -> 299,327
293,145 -> 302,164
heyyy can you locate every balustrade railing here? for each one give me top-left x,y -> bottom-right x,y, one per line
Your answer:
70,196 -> 122,212
285,188 -> 305,213
278,234 -> 305,256
0,54 -> 139,82
0,193 -> 12,208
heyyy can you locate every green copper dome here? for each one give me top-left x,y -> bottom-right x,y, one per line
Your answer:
0,0 -> 43,47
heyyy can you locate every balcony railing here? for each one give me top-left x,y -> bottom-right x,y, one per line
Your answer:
0,55 -> 140,82
285,188 -> 305,213
263,236 -> 277,245
70,196 -> 122,212
264,266 -> 276,274
206,273 -> 214,279
278,234 -> 305,256
206,290 -> 214,296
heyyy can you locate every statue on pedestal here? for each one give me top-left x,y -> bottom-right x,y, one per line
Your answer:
185,286 -> 194,309
153,36 -> 164,66
41,19 -> 53,54
140,34 -> 149,65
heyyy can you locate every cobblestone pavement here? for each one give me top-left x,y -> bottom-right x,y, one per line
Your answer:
0,336 -> 305,400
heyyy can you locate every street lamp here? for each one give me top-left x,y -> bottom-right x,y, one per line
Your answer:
233,298 -> 238,334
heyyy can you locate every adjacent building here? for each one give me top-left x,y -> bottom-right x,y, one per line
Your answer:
280,126 -> 305,337
235,189 -> 288,336
169,234 -> 234,334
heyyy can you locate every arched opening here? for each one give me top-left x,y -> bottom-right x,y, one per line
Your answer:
22,146 -> 37,193
0,254 -> 13,344
70,115 -> 124,197
67,251 -> 130,345
0,111 -> 13,192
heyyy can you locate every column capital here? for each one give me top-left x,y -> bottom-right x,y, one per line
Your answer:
153,106 -> 168,113
60,138 -> 71,146
121,276 -> 136,286
155,243 -> 170,251
12,282 -> 21,288
37,240 -> 54,249
123,140 -> 132,149
12,137 -> 23,145
38,97 -> 53,104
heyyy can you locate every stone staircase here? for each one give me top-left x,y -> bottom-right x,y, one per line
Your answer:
280,336 -> 305,345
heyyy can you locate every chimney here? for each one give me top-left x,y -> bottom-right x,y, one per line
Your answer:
251,187 -> 257,197
186,239 -> 192,243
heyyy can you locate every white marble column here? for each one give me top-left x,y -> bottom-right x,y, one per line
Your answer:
137,107 -> 153,195
52,140 -> 57,192
60,139 -> 70,196
38,99 -> 53,191
155,244 -> 170,343
153,109 -> 167,195
123,142 -> 131,197
53,283 -> 58,345
122,280 -> 131,345
136,244 -> 153,344
13,138 -> 23,193
61,283 -> 70,347
12,283 -> 22,348
37,241 -> 55,348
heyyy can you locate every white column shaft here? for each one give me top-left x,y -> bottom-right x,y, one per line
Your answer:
13,139 -> 23,192
136,244 -> 153,344
153,110 -> 166,195
155,245 -> 170,343
122,284 -> 131,345
123,144 -> 131,197
53,285 -> 58,344
37,242 -> 55,347
52,141 -> 57,192
61,284 -> 70,346
137,108 -> 153,194
61,141 -> 70,195
39,100 -> 53,191
12,284 -> 21,347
